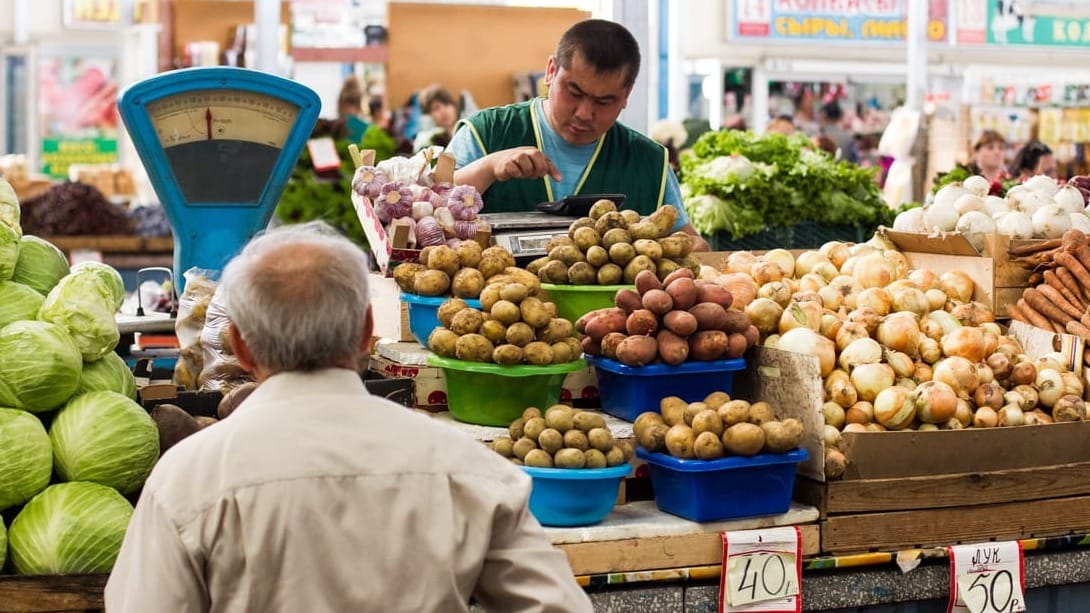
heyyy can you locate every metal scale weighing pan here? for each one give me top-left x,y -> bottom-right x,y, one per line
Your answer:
117,66 -> 322,296
484,193 -> 627,260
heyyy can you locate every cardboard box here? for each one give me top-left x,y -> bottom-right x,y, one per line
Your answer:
369,273 -> 414,343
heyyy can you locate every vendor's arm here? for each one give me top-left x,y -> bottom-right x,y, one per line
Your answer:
664,169 -> 710,252
448,128 -> 561,192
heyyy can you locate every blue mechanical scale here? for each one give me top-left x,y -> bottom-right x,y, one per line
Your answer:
118,67 -> 321,292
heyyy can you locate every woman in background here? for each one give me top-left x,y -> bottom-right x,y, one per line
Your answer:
966,129 -> 1008,183
1010,140 -> 1056,181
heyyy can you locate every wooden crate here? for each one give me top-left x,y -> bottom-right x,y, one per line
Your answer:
0,574 -> 106,613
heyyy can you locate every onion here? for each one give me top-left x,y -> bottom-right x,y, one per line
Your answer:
1061,371 -> 1084,398
752,260 -> 784,285
997,405 -> 1026,427
983,195 -> 1011,217
759,280 -> 793,307
918,423 -> 940,431
939,271 -> 975,303
980,322 -> 1003,337
818,285 -> 846,311
996,211 -> 1035,239
823,402 -> 847,430
907,269 -> 939,291
873,386 -> 916,430
835,321 -> 871,352
1004,390 -> 1028,410
941,326 -> 986,363
973,406 -> 999,428
986,353 -> 1013,384
842,422 -> 869,433
914,361 -> 933,382
924,201 -> 959,232
819,310 -> 843,340
825,276 -> 863,310
918,337 -> 942,364
932,356 -> 980,397
884,349 -> 916,378
852,252 -> 896,289
955,211 -> 996,251
824,369 -> 858,409
1012,384 -> 1039,409
1053,395 -> 1087,422
1025,173 -> 1060,196
764,334 -> 780,348
950,302 -> 995,326
812,261 -> 841,282
1010,360 -> 1038,386
973,382 -> 1005,411
891,287 -> 930,317
1054,184 -> 1086,213
820,241 -> 852,269
778,327 -> 836,376
845,402 -> 873,425
726,251 -> 758,274
850,362 -> 896,402
954,398 -> 973,427
963,174 -> 991,197
1035,367 -> 1065,409
1036,352 -> 1067,373
745,298 -> 784,335
977,363 -> 994,385
1032,203 -> 1073,239
893,207 -> 927,232
924,288 -> 948,311
794,250 -> 829,276
1008,186 -> 1052,214
876,312 -> 921,357
895,377 -> 917,391
717,273 -> 758,309
884,251 -> 910,281
954,194 -> 988,216
797,272 -> 828,293
913,380 -> 959,424
839,337 -> 883,370
779,301 -> 822,334
857,287 -> 892,315
995,336 -> 1023,357
764,249 -> 795,278
1069,213 -> 1090,234
934,182 -> 969,209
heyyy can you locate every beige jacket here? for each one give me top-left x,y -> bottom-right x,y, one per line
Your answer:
105,368 -> 591,613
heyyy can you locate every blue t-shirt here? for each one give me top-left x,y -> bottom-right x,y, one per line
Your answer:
447,98 -> 689,231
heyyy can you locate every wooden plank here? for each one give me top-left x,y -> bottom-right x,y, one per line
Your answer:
793,476 -> 830,518
559,524 -> 820,576
0,574 -> 107,612
824,461 -> 1090,513
994,286 -> 1024,318
821,495 -> 1090,555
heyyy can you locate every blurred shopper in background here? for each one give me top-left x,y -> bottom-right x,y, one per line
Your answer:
766,115 -> 796,135
1010,140 -> 1056,180
966,129 -> 1009,183
818,100 -> 857,163
414,85 -> 462,151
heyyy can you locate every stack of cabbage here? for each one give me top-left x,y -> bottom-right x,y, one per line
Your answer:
0,178 -> 159,576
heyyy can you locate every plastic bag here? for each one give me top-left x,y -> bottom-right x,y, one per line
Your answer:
197,284 -> 254,393
173,268 -> 217,390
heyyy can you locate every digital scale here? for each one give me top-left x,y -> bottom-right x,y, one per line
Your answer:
482,211 -> 579,260
118,67 -> 322,294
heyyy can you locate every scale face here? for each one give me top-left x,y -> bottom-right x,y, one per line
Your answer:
119,67 -> 321,292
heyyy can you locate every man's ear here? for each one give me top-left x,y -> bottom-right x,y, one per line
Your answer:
359,305 -> 374,354
229,323 -> 256,374
544,55 -> 558,86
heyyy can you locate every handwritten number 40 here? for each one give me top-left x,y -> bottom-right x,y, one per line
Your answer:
965,570 -> 1022,613
736,553 -> 790,600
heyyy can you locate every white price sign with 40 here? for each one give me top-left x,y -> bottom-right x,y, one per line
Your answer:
719,526 -> 802,613
948,541 -> 1026,613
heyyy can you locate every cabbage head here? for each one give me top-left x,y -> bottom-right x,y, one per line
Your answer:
0,320 -> 82,412
12,236 -> 69,296
0,408 -> 52,511
0,218 -> 18,281
0,178 -> 19,237
50,390 -> 159,494
0,515 -> 6,570
69,261 -> 125,310
7,481 -> 133,575
75,351 -> 136,399
38,266 -> 122,362
0,280 -> 43,328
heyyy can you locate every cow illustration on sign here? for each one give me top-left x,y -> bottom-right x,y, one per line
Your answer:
991,0 -> 1035,44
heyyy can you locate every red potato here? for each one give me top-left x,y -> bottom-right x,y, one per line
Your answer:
721,310 -> 752,334
662,267 -> 694,286
616,335 -> 659,367
626,309 -> 659,336
580,334 -> 602,356
583,307 -> 628,341
614,288 -> 643,314
656,329 -> 690,365
696,282 -> 734,309
665,277 -> 698,311
663,310 -> 698,337
689,330 -> 728,361
725,333 -> 748,359
742,324 -> 760,348
635,269 -> 662,296
689,302 -> 729,331
601,331 -> 628,360
641,289 -> 674,315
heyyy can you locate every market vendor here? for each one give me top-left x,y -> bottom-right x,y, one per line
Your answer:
448,19 -> 711,252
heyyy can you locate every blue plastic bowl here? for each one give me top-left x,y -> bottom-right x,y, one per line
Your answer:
400,293 -> 482,346
521,463 -> 631,527
585,355 -> 747,422
636,448 -> 808,522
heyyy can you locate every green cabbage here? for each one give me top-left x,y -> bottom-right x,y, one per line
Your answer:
0,219 -> 18,281
37,265 -> 123,362
12,236 -> 70,296
75,351 -> 137,399
0,320 -> 82,412
0,514 -> 6,570
7,481 -> 133,575
0,177 -> 19,237
0,408 -> 52,511
50,390 -> 159,494
0,280 -> 43,328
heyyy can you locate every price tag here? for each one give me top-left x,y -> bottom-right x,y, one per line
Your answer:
948,541 -> 1026,613
719,526 -> 801,613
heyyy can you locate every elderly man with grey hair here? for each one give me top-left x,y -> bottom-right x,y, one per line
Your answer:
105,221 -> 592,613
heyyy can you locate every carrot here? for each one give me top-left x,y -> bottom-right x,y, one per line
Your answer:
1066,320 -> 1090,341
1024,287 -> 1075,325
1008,302 -> 1032,325
1054,251 -> 1090,295
1010,238 -> 1062,256
1045,269 -> 1086,309
1055,267 -> 1087,304
1075,245 -> 1090,279
1037,283 -> 1083,319
1082,311 -> 1090,330
1061,230 -> 1086,253
1017,297 -> 1057,331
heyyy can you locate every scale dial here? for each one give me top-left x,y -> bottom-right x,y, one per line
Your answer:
143,90 -> 301,205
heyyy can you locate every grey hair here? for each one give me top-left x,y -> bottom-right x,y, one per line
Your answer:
219,221 -> 371,372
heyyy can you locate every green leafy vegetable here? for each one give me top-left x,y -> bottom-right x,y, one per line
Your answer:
8,481 -> 133,575
681,130 -> 894,239
0,320 -> 82,412
38,264 -> 124,362
0,219 -> 18,280
12,235 -> 70,296
0,177 -> 20,237
75,351 -> 137,399
50,390 -> 160,495
0,515 -> 6,570
0,280 -> 44,328
0,407 -> 52,511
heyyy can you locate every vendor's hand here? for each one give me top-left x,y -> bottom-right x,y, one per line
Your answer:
490,147 -> 562,183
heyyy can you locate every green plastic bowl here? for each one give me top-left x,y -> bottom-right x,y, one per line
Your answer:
426,355 -> 587,426
539,283 -> 632,324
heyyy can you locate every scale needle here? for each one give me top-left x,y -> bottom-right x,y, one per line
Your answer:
205,108 -> 213,140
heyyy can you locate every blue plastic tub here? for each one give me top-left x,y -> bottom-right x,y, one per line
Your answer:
585,356 -> 747,422
399,293 -> 482,346
521,463 -> 632,527
636,448 -> 808,522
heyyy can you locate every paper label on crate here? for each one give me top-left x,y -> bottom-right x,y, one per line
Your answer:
351,190 -> 393,274
719,526 -> 802,613
947,541 -> 1025,613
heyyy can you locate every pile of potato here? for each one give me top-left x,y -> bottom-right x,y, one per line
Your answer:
491,405 -> 634,468
527,200 -> 701,285
392,243 -> 519,298
634,393 -> 805,460
577,269 -> 759,367
428,278 -> 583,365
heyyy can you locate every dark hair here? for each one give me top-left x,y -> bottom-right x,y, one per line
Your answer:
337,76 -> 363,117
821,100 -> 844,122
1010,140 -> 1053,175
973,129 -> 1006,151
420,86 -> 456,114
556,19 -> 640,87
